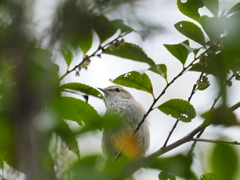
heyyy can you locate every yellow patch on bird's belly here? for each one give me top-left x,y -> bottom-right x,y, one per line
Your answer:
113,132 -> 141,159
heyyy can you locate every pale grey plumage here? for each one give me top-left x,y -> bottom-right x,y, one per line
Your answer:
98,85 -> 150,159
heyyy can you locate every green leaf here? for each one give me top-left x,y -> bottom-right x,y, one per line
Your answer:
227,2 -> 240,15
55,120 -> 80,158
200,172 -> 218,180
112,19 -> 133,33
148,64 -> 168,80
60,83 -> 103,99
111,71 -> 153,95
157,99 -> 196,122
193,48 -> 201,56
158,172 -> 176,180
189,63 -> 207,73
197,80 -> 210,91
78,30 -> 92,54
93,17 -> 133,44
202,0 -> 219,16
223,12 -> 240,63
177,0 -> 204,22
93,16 -> 118,44
163,40 -> 189,65
210,143 -> 239,180
202,106 -> 239,126
61,49 -> 73,67
70,155 -> 111,180
189,59 -> 223,76
174,21 -> 205,46
200,16 -> 226,40
58,97 -> 101,126
148,154 -> 196,179
0,115 -> 17,170
104,43 -> 156,67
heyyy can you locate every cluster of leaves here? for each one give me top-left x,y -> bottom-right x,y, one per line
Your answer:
0,0 -> 240,180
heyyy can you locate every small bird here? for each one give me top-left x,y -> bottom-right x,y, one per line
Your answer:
98,85 -> 150,159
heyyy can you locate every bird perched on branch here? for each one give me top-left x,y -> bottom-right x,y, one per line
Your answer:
98,85 -> 150,159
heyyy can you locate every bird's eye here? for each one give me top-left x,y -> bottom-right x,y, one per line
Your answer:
115,88 -> 120,92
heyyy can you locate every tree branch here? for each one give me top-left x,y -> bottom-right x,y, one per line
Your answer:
123,122 -> 206,178
122,95 -> 240,177
192,138 -> 240,145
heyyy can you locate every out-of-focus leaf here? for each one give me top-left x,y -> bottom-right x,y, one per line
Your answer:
70,155 -> 114,180
76,114 -> 123,135
200,16 -> 226,40
55,120 -> 80,158
148,64 -> 168,81
210,143 -> 239,180
189,52 -> 229,76
201,106 -> 239,126
223,12 -> 240,63
61,49 -> 73,67
158,172 -> 176,180
112,19 -> 133,33
175,21 -> 205,46
58,97 -> 101,126
200,172 -> 218,180
111,71 -> 153,95
148,154 -> 196,179
58,1 -> 93,54
93,17 -> 133,44
0,159 -> 3,169
164,40 -> 189,65
157,99 -> 196,122
202,0 -> 219,16
104,43 -> 156,67
0,115 -> 17,170
177,0 -> 204,22
60,83 -> 103,99
78,30 -> 92,54
227,2 -> 240,15
40,143 -> 56,180
93,16 -> 118,44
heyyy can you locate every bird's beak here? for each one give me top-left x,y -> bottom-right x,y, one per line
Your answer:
98,87 -> 106,93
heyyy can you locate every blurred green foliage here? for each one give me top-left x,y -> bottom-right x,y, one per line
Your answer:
0,0 -> 240,180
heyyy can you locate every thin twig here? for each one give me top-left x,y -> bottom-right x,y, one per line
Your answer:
188,130 -> 204,155
162,72 -> 204,147
59,32 -> 131,81
188,74 -> 236,154
229,101 -> 240,111
210,74 -> 235,109
192,138 -> 240,145
188,73 -> 204,102
162,120 -> 179,147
